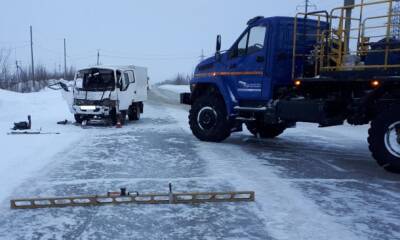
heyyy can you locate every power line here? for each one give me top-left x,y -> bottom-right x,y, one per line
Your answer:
64,38 -> 67,79
68,55 -> 97,61
35,44 -> 63,56
0,40 -> 30,45
100,49 -> 200,58
101,53 -> 198,61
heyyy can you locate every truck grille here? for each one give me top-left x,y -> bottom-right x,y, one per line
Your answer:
74,99 -> 116,107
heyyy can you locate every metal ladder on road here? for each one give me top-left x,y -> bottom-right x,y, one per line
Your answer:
10,184 -> 255,210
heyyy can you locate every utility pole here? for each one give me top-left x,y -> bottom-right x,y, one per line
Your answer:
29,25 -> 35,84
97,49 -> 100,65
199,49 -> 205,61
64,38 -> 67,79
15,61 -> 19,82
305,0 -> 309,14
297,0 -> 316,15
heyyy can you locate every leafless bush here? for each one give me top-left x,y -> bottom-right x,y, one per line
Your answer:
158,73 -> 191,86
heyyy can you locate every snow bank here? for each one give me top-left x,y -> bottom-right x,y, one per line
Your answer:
0,89 -> 82,202
157,84 -> 190,94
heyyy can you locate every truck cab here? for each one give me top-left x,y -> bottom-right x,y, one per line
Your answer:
68,66 -> 148,125
183,16 -> 323,111
181,16 -> 322,139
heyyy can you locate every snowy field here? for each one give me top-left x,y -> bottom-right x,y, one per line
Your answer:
0,89 -> 83,203
157,84 -> 190,94
0,85 -> 399,239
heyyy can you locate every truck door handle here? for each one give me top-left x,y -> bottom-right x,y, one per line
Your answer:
256,56 -> 265,63
229,64 -> 237,69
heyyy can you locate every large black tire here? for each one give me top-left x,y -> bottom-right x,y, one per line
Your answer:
189,94 -> 231,142
246,122 -> 286,139
368,109 -> 400,173
74,114 -> 84,124
128,104 -> 140,121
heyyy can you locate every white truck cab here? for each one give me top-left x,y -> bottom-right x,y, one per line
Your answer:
69,65 -> 148,125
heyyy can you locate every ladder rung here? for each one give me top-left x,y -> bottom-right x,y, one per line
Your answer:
10,191 -> 256,209
331,48 -> 340,54
330,56 -> 339,63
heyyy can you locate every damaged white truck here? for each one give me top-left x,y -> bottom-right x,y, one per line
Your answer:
63,65 -> 148,125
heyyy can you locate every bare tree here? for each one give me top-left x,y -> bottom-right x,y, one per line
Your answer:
0,47 -> 76,92
158,73 -> 192,86
0,48 -> 12,89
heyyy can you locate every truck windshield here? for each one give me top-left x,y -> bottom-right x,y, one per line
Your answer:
78,69 -> 115,91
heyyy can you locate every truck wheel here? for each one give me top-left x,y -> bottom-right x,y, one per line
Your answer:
128,104 -> 140,121
110,108 -> 118,125
74,114 -> 84,124
369,109 -> 400,173
189,94 -> 231,142
246,122 -> 286,138
120,111 -> 127,125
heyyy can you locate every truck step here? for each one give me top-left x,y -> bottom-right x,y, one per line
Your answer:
234,106 -> 267,112
236,117 -> 257,122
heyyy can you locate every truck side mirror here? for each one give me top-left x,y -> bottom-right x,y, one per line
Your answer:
215,35 -> 222,61
216,35 -> 221,53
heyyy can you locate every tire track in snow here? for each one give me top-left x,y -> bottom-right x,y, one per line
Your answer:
193,142 -> 360,240
155,96 -> 360,240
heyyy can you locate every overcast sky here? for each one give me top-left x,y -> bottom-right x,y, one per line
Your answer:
0,0 -> 346,83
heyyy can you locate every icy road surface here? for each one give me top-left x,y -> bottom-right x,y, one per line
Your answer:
0,87 -> 400,240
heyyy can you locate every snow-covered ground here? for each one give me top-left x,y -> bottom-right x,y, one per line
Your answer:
150,84 -> 190,105
157,84 -> 190,94
0,86 -> 399,240
0,89 -> 82,202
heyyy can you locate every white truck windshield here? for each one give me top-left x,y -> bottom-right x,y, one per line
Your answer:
78,69 -> 115,91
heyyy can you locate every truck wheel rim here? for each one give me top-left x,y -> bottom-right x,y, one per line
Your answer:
197,107 -> 218,131
384,121 -> 400,158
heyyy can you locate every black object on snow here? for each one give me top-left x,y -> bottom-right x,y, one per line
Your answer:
12,115 -> 31,130
57,120 -> 69,125
7,131 -> 60,135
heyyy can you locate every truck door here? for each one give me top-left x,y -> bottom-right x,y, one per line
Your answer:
227,25 -> 268,100
117,71 -> 133,110
124,70 -> 136,100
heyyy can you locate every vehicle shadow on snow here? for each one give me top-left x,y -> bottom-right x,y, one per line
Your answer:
223,132 -> 400,181
219,132 -> 400,240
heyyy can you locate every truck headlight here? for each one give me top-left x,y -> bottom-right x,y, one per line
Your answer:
80,105 -> 96,111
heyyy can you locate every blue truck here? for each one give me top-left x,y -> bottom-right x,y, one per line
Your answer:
181,1 -> 400,173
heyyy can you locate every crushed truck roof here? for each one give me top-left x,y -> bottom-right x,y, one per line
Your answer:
78,65 -> 147,72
